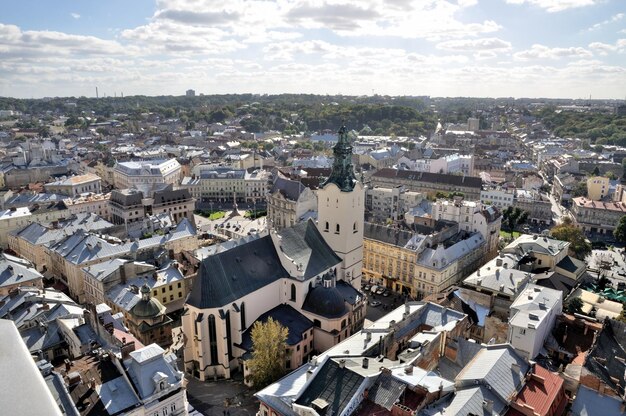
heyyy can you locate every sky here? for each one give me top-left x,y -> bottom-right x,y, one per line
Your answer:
0,0 -> 625,99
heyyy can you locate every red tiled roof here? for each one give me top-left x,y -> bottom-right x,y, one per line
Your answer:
508,364 -> 564,416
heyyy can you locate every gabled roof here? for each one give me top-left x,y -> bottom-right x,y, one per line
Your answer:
295,358 -> 365,416
570,385 -> 626,416
238,304 -> 313,352
367,371 -> 406,410
508,364 -> 565,416
187,235 -> 289,309
457,344 -> 529,405
277,219 -> 341,280
373,168 -> 482,188
583,318 -> 626,396
364,223 -> 413,247
271,176 -> 306,201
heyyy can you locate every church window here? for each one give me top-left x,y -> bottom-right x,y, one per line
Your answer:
353,222 -> 358,233
290,284 -> 296,302
324,221 -> 329,232
208,315 -> 218,365
335,224 -> 340,234
240,302 -> 246,330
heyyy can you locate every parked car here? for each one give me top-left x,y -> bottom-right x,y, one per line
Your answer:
363,285 -> 371,292
376,287 -> 386,295
370,285 -> 379,294
382,290 -> 390,297
369,300 -> 382,307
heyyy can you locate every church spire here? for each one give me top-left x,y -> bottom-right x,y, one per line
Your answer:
323,124 -> 357,192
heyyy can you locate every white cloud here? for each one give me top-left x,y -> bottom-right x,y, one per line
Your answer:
70,13 -> 81,19
586,13 -> 624,31
588,39 -> 626,55
436,38 -> 512,52
514,44 -> 593,60
505,0 -> 600,13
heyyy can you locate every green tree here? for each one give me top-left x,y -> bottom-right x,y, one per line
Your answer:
503,207 -> 528,233
246,317 -> 289,388
263,142 -> 274,152
566,297 -> 584,315
550,220 -> 591,260
614,215 -> 626,243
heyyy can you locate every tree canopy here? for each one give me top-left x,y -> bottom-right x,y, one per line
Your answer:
614,216 -> 626,243
246,317 -> 289,389
550,218 -> 591,260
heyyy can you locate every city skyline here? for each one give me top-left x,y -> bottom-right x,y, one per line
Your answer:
1,0 -> 625,99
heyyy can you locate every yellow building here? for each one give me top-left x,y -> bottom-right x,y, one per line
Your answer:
587,176 -> 610,201
363,223 -> 486,299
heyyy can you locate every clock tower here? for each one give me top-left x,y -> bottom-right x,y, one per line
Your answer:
317,125 -> 364,289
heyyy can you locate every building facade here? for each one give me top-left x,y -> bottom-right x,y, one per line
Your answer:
114,159 -> 182,196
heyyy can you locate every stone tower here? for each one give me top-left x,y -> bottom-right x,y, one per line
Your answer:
317,125 -> 364,288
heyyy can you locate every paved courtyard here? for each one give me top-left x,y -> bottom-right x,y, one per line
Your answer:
185,375 -> 259,416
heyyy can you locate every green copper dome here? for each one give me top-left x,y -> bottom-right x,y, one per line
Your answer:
323,125 -> 357,192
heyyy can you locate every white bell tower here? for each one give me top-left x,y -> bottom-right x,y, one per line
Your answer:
317,125 -> 364,289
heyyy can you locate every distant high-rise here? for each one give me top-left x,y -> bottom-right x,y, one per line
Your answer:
467,117 -> 480,131
185,89 -> 195,97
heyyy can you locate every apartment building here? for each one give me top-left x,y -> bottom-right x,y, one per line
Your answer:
363,222 -> 486,299
113,158 -> 181,196
586,176 -> 610,200
571,196 -> 626,235
266,175 -> 317,230
43,173 -> 102,196
480,186 -> 514,209
181,167 -> 270,204
63,192 -> 110,220
371,168 -> 482,199
431,198 -> 501,257
365,186 -> 424,222
0,202 -> 68,248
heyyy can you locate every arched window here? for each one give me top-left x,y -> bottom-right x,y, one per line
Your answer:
240,302 -> 246,330
353,221 -> 358,233
290,284 -> 296,302
335,223 -> 340,234
324,221 -> 329,232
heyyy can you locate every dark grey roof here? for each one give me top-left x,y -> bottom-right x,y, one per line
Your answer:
533,271 -> 575,297
556,256 -> 582,274
335,280 -> 363,305
20,320 -> 65,354
295,359 -> 364,416
187,235 -> 289,309
584,319 -> 626,396
153,186 -> 191,204
364,223 -> 413,247
302,283 -> 347,319
368,371 -> 406,410
238,304 -> 313,352
271,176 -> 306,201
571,385 -> 626,416
373,168 -> 482,188
278,219 -> 341,280
45,372 -> 80,416
110,189 -> 143,206
394,302 -> 466,340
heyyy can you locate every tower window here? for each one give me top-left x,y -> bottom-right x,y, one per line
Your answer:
324,221 -> 329,232
290,284 -> 296,302
353,222 -> 358,233
335,224 -> 340,234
